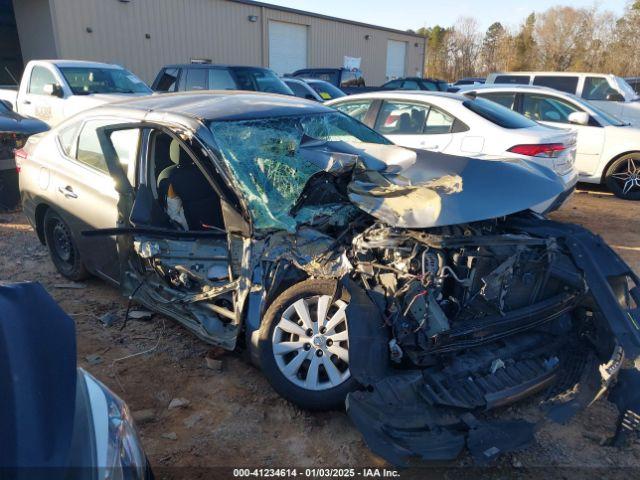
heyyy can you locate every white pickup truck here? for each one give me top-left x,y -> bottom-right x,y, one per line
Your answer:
0,60 -> 152,126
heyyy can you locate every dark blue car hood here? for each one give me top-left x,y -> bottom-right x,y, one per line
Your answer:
0,111 -> 49,135
0,282 -> 76,469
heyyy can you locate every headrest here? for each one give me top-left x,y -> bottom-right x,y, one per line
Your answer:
169,139 -> 194,166
169,139 -> 181,164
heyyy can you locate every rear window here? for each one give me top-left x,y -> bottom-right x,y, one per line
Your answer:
477,91 -> 517,109
463,97 -> 537,129
231,67 -> 293,95
294,70 -> 340,86
494,75 -> 530,85
533,75 -> 579,94
286,80 -> 314,99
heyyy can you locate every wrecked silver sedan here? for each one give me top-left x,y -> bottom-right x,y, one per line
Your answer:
19,92 -> 640,465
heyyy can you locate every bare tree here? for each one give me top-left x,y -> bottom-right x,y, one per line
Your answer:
447,17 -> 482,79
416,1 -> 640,81
534,7 -> 587,70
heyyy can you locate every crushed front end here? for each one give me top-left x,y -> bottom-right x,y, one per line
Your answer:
342,214 -> 640,465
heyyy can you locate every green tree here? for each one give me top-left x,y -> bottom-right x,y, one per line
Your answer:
481,22 -> 506,73
513,13 -> 536,70
420,25 -> 451,79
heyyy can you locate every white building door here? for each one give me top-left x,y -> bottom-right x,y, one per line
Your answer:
386,40 -> 407,81
269,21 -> 308,75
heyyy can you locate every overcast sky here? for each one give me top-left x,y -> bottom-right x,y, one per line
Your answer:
265,0 -> 629,31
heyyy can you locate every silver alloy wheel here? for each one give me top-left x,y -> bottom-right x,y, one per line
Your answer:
611,158 -> 640,195
272,295 -> 350,391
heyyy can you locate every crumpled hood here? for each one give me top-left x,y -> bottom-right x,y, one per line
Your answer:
304,142 -> 566,229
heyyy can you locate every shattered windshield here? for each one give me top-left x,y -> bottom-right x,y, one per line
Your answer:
208,112 -> 389,232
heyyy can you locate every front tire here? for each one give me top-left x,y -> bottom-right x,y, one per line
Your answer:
258,279 -> 357,410
605,154 -> 640,200
43,209 -> 88,281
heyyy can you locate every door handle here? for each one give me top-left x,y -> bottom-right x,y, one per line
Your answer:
421,144 -> 439,149
23,100 -> 31,105
58,185 -> 78,199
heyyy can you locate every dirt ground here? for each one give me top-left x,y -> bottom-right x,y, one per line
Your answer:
1,185 -> 640,479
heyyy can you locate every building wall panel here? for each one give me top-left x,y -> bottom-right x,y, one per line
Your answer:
13,0 -> 58,64
47,0 -> 425,86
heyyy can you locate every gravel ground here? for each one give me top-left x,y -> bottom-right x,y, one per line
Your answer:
1,185 -> 639,479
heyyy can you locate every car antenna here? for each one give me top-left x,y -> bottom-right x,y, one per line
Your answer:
4,66 -> 18,86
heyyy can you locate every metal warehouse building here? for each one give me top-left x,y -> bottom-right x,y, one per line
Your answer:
4,0 -> 426,86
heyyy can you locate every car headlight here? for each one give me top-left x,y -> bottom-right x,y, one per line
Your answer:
80,369 -> 149,480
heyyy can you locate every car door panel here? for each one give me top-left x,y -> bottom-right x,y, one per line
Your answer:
519,93 -> 605,176
48,153 -> 121,282
21,65 -> 66,125
94,123 -> 245,349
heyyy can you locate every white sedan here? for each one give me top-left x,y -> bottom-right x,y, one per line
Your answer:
327,91 -> 578,211
460,84 -> 640,200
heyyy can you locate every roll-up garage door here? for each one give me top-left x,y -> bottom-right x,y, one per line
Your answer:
269,21 -> 308,75
386,40 -> 407,81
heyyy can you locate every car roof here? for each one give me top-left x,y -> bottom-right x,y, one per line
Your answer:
283,77 -> 308,84
293,67 -> 358,73
384,77 -> 444,83
36,59 -> 125,69
160,63 -> 270,70
304,78 -> 330,85
95,91 -> 331,122
458,84 -> 568,95
329,90 -> 468,102
489,71 -> 615,78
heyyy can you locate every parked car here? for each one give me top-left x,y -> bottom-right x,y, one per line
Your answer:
625,76 -> 640,95
485,71 -> 640,126
454,76 -> 486,86
17,91 -> 640,466
327,91 -> 578,212
461,84 -> 640,200
152,63 -> 293,95
0,100 -> 48,210
283,77 -> 346,102
292,67 -> 365,92
0,60 -> 152,127
379,77 -> 449,92
448,76 -> 486,93
284,77 -> 323,101
0,282 -> 152,478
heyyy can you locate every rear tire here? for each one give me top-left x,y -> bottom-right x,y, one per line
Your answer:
43,209 -> 89,281
604,154 -> 640,200
258,279 -> 357,410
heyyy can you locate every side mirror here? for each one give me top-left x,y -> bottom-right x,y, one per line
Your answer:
0,99 -> 13,111
568,111 -> 590,126
43,83 -> 63,98
606,91 -> 625,102
305,94 -> 318,101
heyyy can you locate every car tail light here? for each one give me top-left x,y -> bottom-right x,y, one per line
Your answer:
508,143 -> 566,158
14,148 -> 28,173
